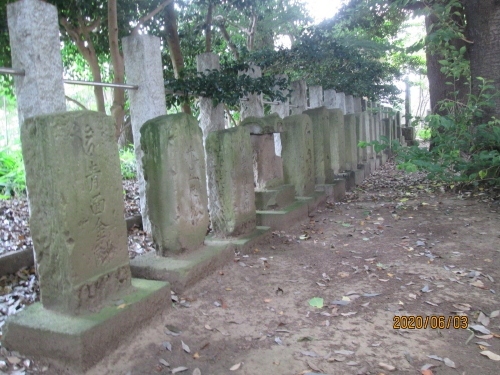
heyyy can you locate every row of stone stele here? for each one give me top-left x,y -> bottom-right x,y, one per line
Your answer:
2,104 -> 391,372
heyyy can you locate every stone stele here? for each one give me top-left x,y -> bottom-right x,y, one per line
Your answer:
281,114 -> 315,197
20,111 -> 131,315
141,113 -> 210,256
205,126 -> 256,237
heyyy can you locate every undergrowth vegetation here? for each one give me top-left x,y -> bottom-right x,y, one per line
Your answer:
0,145 -> 137,200
0,146 -> 25,199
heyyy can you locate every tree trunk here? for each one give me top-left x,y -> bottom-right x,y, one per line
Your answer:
108,0 -> 126,141
464,0 -> 500,121
60,17 -> 106,113
425,12 -> 468,115
165,2 -> 191,114
205,2 -> 213,53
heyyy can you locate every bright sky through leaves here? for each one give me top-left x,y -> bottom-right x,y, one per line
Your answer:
304,0 -> 344,23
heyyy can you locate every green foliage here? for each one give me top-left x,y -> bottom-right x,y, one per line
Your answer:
0,146 -> 25,199
395,78 -> 500,185
119,145 -> 136,180
416,127 -> 431,140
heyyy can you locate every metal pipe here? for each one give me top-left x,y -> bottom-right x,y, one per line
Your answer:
0,67 -> 25,76
63,79 -> 138,90
263,100 -> 281,105
240,98 -> 250,102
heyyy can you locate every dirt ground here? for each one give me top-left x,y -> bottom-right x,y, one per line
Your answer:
2,161 -> 499,375
81,161 -> 499,375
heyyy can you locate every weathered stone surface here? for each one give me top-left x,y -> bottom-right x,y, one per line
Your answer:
290,80 -> 307,115
309,86 -> 323,108
328,109 -> 346,173
250,134 -> 284,190
281,115 -> 315,196
123,34 -> 167,234
304,107 -> 329,185
353,97 -> 362,113
197,53 -> 225,141
141,114 -> 209,255
345,95 -> 354,114
344,114 -> 358,171
402,127 -> 415,142
270,74 -> 290,119
240,65 -> 264,120
21,111 -> 131,315
324,89 -> 337,109
270,75 -> 289,157
355,113 -> 367,162
336,92 -> 346,114
206,126 -> 256,237
7,0 -> 66,125
241,113 -> 284,134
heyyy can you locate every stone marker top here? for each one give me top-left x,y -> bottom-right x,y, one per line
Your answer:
241,113 -> 284,134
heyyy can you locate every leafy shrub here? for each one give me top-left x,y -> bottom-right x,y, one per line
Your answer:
0,146 -> 26,199
416,127 -> 431,140
119,145 -> 136,180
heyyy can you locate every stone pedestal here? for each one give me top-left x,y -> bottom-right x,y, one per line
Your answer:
290,80 -> 307,115
196,53 -> 225,141
344,114 -> 358,171
3,111 -> 169,372
324,89 -> 337,109
140,114 -> 209,255
281,115 -> 315,197
241,114 -> 286,191
345,95 -> 354,114
206,126 -> 256,237
123,34 -> 167,234
7,0 -> 66,125
336,92 -> 346,114
328,109 -> 346,174
239,64 -> 264,120
309,86 -> 323,108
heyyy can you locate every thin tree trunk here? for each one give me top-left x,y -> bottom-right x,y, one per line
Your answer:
108,0 -> 126,141
60,17 -> 106,113
165,2 -> 191,114
205,2 -> 213,53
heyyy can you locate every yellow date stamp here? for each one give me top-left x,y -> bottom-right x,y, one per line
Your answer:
393,315 -> 469,329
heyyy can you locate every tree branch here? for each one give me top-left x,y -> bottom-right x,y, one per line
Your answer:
132,0 -> 175,35
65,95 -> 88,110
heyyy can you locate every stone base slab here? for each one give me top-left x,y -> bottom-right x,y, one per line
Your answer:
255,184 -> 295,210
2,278 -> 170,373
296,191 -> 328,214
256,199 -> 309,231
316,179 -> 345,202
0,249 -> 34,277
355,168 -> 365,185
337,171 -> 356,191
205,226 -> 271,254
130,243 -> 235,293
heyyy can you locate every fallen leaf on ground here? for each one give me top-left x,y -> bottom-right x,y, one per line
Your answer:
229,363 -> 242,371
443,358 -> 456,368
192,369 -> 201,375
481,351 -> 500,361
379,362 -> 396,371
159,359 -> 170,367
470,325 -> 491,335
334,350 -> 354,356
478,312 -> 490,326
172,367 -> 188,374
306,359 -> 323,372
421,370 -> 434,375
490,310 -> 499,318
300,351 -> 318,357
163,341 -> 172,351
181,341 -> 191,353
309,297 -> 324,308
